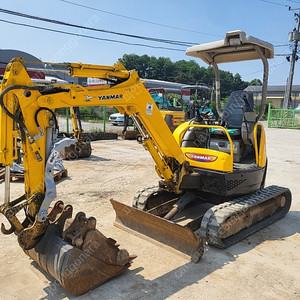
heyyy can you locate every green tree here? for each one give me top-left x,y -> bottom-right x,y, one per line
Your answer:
249,78 -> 263,86
118,54 -> 250,98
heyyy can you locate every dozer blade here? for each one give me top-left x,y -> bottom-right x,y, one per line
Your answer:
25,203 -> 135,296
111,199 -> 204,262
61,141 -> 92,160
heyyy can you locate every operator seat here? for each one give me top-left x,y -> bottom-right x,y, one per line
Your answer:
211,91 -> 256,162
181,91 -> 256,163
222,90 -> 254,130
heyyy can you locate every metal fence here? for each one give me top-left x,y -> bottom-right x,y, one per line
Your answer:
58,116 -> 107,133
267,103 -> 300,129
58,107 -> 114,133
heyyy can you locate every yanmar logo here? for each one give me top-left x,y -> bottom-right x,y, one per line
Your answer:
185,153 -> 217,163
98,94 -> 123,100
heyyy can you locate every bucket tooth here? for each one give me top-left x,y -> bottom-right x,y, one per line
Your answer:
83,229 -> 131,266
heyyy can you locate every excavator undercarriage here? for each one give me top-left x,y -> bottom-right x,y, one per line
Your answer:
113,184 -> 291,262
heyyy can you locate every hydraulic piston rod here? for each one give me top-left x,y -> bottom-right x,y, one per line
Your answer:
4,166 -> 10,204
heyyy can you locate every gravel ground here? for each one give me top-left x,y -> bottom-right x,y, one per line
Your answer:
0,125 -> 299,300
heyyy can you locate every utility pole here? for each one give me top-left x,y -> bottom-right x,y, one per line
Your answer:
283,8 -> 300,109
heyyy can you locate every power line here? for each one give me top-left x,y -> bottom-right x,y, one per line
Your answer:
257,0 -> 289,7
58,0 -> 222,37
270,39 -> 289,43
0,7 -> 288,49
0,8 -> 195,47
0,17 -> 289,82
274,43 -> 290,46
0,19 -> 185,52
286,0 -> 300,4
242,61 -> 288,76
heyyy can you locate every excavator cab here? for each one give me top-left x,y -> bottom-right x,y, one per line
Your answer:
182,84 -> 212,120
174,30 -> 272,189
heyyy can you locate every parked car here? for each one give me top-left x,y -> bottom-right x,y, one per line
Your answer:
109,113 -> 133,126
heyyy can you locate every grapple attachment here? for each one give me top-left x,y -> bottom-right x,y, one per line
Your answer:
25,201 -> 135,296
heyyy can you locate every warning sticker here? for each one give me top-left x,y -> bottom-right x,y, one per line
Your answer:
146,103 -> 153,115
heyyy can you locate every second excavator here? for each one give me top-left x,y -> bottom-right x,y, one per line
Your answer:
0,30 -> 291,295
61,106 -> 92,159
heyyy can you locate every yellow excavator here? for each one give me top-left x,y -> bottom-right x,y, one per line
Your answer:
0,31 -> 291,295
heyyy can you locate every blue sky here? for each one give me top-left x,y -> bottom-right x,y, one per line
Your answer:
0,0 -> 299,85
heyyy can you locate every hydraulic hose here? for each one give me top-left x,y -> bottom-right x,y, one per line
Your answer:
1,85 -> 59,142
34,107 -> 58,133
0,85 -> 40,142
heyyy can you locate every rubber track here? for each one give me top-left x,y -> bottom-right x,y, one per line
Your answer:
82,132 -> 118,141
132,185 -> 160,210
200,185 -> 292,249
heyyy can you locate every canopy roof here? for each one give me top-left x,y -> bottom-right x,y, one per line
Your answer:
186,30 -> 274,64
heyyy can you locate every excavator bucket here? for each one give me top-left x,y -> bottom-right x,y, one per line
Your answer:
111,199 -> 204,262
123,130 -> 139,140
61,141 -> 92,160
25,202 -> 135,296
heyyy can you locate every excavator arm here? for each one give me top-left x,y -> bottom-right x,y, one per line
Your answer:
70,107 -> 82,140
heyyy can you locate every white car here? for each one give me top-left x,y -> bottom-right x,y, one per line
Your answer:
109,113 -> 133,126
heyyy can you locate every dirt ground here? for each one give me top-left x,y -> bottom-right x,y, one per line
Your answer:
0,125 -> 299,300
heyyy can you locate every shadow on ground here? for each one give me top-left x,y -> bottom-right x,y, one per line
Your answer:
80,155 -> 112,162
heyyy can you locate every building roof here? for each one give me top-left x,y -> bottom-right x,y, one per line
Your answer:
0,49 -> 77,83
142,79 -> 209,92
142,79 -> 189,89
0,49 -> 42,65
245,85 -> 300,92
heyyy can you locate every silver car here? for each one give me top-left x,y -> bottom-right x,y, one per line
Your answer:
109,113 -> 133,126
